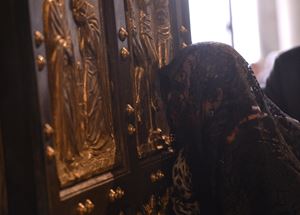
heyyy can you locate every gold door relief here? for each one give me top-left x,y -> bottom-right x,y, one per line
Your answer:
43,0 -> 118,187
126,0 -> 173,157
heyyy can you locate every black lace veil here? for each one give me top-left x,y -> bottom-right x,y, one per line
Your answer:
159,42 -> 300,214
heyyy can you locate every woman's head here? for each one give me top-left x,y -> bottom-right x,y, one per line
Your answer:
160,42 -> 260,142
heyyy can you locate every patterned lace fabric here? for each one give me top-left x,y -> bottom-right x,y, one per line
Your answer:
160,42 -> 300,215
171,149 -> 200,214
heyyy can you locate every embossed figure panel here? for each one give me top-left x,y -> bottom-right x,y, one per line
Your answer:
126,0 -> 173,157
43,0 -> 118,187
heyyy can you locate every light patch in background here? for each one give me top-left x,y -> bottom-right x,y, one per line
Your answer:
231,0 -> 261,63
276,0 -> 300,50
189,0 -> 232,45
189,0 -> 261,64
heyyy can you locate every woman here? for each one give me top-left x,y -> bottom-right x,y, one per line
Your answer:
159,42 -> 300,214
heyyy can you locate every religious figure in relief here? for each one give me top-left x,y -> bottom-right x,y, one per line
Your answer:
153,0 -> 172,135
127,0 -> 173,156
72,0 -> 115,158
128,0 -> 156,154
43,0 -> 116,186
44,0 -> 82,164
154,0 -> 172,68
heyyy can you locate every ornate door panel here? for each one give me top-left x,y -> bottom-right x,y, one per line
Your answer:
29,0 -> 131,214
24,0 -> 191,214
43,0 -> 120,188
125,0 -> 175,158
120,1 -> 189,214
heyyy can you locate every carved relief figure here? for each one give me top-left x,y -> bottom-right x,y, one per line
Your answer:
43,0 -> 81,166
154,0 -> 172,68
138,0 -> 160,120
128,0 -> 156,154
71,0 -> 115,159
44,0 -> 116,186
138,0 -> 159,65
127,0 -> 173,156
127,1 -> 147,126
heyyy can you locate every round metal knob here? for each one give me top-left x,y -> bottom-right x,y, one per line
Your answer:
126,104 -> 135,115
181,42 -> 188,49
85,199 -> 95,213
119,27 -> 128,41
150,170 -> 165,183
46,146 -> 55,160
167,147 -> 174,153
109,187 -> 125,202
150,173 -> 159,183
157,170 -> 165,179
77,202 -> 87,215
36,55 -> 46,71
34,31 -> 44,47
179,25 -> 188,33
76,199 -> 95,215
127,124 -> 136,135
162,134 -> 174,145
120,47 -> 130,59
44,123 -> 54,138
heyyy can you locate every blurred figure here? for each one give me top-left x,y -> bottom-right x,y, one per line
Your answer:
265,46 -> 300,121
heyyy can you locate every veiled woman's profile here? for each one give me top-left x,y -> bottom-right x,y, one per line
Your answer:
160,42 -> 300,214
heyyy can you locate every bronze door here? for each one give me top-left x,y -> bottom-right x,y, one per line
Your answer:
30,0 -> 132,214
26,0 -> 191,214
